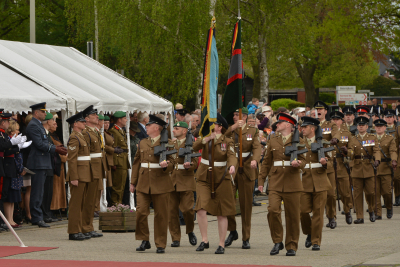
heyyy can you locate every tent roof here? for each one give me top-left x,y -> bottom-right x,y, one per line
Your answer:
0,63 -> 67,113
0,40 -> 172,114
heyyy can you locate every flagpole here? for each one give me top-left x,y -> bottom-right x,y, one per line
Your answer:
238,0 -> 243,170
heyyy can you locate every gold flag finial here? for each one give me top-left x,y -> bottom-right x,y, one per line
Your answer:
211,16 -> 216,28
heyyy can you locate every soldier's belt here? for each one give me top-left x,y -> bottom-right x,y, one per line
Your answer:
273,161 -> 291,167
200,158 -> 227,167
304,163 -> 323,169
175,164 -> 186,170
90,153 -> 103,158
235,152 -> 252,158
354,155 -> 372,160
140,163 -> 162,169
381,158 -> 391,162
77,156 -> 91,161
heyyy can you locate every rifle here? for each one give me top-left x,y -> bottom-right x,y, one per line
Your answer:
335,144 -> 356,213
310,126 -> 335,162
378,143 -> 394,207
154,128 -> 177,164
355,138 -> 378,215
284,125 -> 308,161
367,116 -> 374,133
349,125 -> 357,135
178,129 -> 201,164
333,157 -> 341,212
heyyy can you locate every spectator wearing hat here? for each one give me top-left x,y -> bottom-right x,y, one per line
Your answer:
168,121 -> 198,248
224,107 -> 261,250
299,116 -> 331,251
26,103 -> 67,228
258,113 -> 305,257
137,112 -> 149,141
130,114 -> 175,253
330,111 -> 354,225
374,118 -> 397,220
343,116 -> 380,224
108,111 -> 130,205
313,100 -> 339,229
192,113 -> 237,254
176,109 -> 189,122
40,112 -> 58,223
21,114 -> 34,224
48,113 -> 67,218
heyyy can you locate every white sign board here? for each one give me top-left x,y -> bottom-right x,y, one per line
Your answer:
336,86 -> 356,93
338,93 -> 368,105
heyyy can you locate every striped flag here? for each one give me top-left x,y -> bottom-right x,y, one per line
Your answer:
199,17 -> 219,138
221,19 -> 243,125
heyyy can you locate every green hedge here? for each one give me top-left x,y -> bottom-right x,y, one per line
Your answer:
270,98 -> 305,111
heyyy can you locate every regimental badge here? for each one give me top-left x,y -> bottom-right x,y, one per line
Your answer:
340,136 -> 348,142
69,146 -> 76,150
322,128 -> 331,134
221,143 -> 226,151
246,134 -> 252,141
172,154 -> 176,159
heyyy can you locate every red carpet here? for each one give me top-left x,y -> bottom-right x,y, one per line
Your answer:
0,260 -> 307,267
0,246 -> 58,258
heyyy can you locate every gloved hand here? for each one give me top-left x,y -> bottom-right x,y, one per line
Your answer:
114,147 -> 124,154
392,160 -> 397,170
55,145 -> 68,155
374,160 -> 380,168
340,146 -> 348,155
18,140 -> 32,150
330,138 -> 338,145
21,135 -> 27,143
10,133 -> 23,145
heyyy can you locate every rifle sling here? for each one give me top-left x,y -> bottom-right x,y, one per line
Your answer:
235,132 -> 252,176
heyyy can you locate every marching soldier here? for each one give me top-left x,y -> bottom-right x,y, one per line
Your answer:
108,111 -> 130,205
330,111 -> 354,224
168,121 -> 198,248
224,107 -> 261,249
299,117 -> 331,251
192,113 -> 237,254
384,109 -> 396,135
130,114 -> 175,254
374,118 -> 397,219
394,108 -> 400,206
81,106 -> 104,238
258,113 -> 306,257
313,101 -> 338,229
342,116 -> 380,224
343,106 -> 357,133
66,112 -> 92,241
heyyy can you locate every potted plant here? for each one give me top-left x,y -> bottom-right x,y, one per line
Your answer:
99,204 -> 136,232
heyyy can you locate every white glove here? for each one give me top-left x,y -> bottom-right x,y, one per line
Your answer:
18,140 -> 32,150
10,134 -> 23,145
21,135 -> 27,143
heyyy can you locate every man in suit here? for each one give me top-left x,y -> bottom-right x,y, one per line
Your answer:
137,112 -> 149,140
26,102 -> 67,228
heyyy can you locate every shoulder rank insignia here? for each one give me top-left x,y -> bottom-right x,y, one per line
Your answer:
69,146 -> 76,150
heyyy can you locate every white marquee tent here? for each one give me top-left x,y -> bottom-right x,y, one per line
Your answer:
0,40 -> 174,209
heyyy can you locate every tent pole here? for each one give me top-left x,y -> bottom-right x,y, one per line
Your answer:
127,111 -> 135,209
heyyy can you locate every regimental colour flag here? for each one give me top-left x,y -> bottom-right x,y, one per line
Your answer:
221,19 -> 243,125
200,17 -> 219,138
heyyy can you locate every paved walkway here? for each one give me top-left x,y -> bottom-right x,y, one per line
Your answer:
1,197 -> 400,267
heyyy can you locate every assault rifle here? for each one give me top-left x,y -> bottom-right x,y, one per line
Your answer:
311,126 -> 335,162
378,144 -> 394,207
284,125 -> 308,161
179,130 -> 201,164
154,128 -> 177,164
336,144 -> 356,213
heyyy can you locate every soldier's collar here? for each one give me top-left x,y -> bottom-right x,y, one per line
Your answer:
115,125 -> 121,130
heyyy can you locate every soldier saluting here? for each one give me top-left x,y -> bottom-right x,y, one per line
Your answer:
130,114 -> 175,254
258,113 -> 306,257
168,121 -> 198,248
299,117 -> 331,251
341,116 -> 380,224
373,118 -> 397,219
224,107 -> 261,250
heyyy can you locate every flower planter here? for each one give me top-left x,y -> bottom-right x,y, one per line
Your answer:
99,211 -> 136,232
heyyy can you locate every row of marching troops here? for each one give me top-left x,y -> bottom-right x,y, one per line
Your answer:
65,100 -> 400,255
